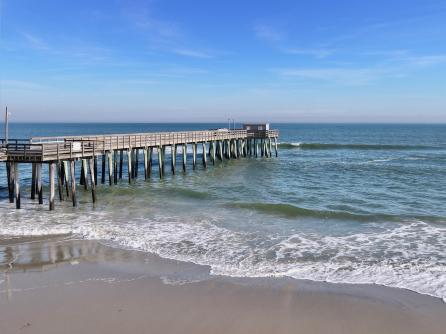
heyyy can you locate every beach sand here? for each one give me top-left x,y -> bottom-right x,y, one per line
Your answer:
1,236 -> 445,334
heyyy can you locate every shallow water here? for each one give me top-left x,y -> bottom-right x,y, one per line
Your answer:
1,123 -> 445,300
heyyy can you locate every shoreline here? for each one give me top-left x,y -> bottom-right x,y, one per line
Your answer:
1,236 -> 445,334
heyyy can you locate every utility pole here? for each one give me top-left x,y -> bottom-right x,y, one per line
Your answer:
4,106 -> 9,144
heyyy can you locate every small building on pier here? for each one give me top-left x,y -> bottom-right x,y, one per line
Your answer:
243,123 -> 270,131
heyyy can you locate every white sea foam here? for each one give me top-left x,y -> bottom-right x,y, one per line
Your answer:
1,208 -> 445,301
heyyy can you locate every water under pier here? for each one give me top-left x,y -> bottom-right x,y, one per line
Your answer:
1,127 -> 279,211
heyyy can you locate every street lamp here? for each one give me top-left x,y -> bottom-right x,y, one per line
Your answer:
227,118 -> 231,131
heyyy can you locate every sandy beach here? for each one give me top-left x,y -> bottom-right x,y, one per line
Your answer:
1,236 -> 445,334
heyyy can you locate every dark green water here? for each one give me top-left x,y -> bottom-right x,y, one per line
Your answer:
1,123 -> 445,300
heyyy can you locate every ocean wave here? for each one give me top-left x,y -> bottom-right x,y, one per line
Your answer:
226,202 -> 446,223
278,142 -> 439,150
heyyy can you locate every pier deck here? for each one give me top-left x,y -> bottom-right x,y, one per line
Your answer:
2,127 -> 279,211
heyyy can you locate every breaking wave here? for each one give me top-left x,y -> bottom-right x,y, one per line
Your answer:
278,142 -> 440,150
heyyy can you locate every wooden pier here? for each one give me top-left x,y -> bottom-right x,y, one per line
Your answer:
1,127 -> 279,211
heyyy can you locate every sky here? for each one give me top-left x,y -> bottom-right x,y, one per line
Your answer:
0,0 -> 445,123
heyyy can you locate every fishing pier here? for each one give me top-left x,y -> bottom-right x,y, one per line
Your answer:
1,125 -> 279,210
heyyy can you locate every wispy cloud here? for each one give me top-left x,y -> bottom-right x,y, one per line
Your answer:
133,15 -> 180,40
21,32 -> 49,50
274,50 -> 446,86
253,24 -> 283,42
283,47 -> 336,59
124,5 -> 215,59
171,48 -> 212,59
274,67 -> 394,85
363,49 -> 446,67
2,80 -> 49,90
407,55 -> 446,66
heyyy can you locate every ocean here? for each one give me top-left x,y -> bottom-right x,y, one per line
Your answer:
1,123 -> 445,301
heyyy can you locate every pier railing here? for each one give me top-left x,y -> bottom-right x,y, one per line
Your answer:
247,130 -> 279,138
62,130 -> 250,149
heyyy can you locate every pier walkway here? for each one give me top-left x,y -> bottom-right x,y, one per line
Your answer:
2,127 -> 279,210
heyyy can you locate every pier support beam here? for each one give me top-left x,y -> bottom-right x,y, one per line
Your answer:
36,163 -> 43,204
94,156 -> 98,185
202,142 -> 207,168
114,150 -> 118,184
31,163 -> 36,200
57,161 -> 64,201
14,162 -> 20,209
7,162 -> 14,203
101,154 -> 106,184
89,158 -> 96,204
218,141 -> 223,161
135,149 -> 139,179
161,146 -> 166,176
127,149 -> 132,184
63,161 -> 70,197
158,146 -> 163,179
119,150 -> 123,179
227,140 -> 231,159
148,147 -> 153,178
70,161 -> 77,207
274,137 -> 278,157
82,159 -> 88,189
269,138 -> 272,158
182,144 -> 187,172
49,162 -> 55,211
171,144 -> 176,174
143,147 -> 149,180
107,152 -> 113,186
192,143 -> 197,169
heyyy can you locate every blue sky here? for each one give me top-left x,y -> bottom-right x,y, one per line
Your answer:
0,0 -> 445,122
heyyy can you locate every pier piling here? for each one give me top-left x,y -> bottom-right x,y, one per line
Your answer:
182,144 -> 187,172
119,150 -> 123,179
127,149 -> 132,183
89,158 -> 96,204
202,142 -> 207,168
31,163 -> 36,200
63,161 -> 70,197
70,160 -> 77,207
49,162 -> 55,211
192,143 -> 197,170
14,162 -> 20,209
57,161 -> 64,201
36,163 -> 43,204
7,162 -> 14,203
158,146 -> 163,179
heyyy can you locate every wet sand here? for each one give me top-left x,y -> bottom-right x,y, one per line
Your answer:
1,236 -> 445,334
